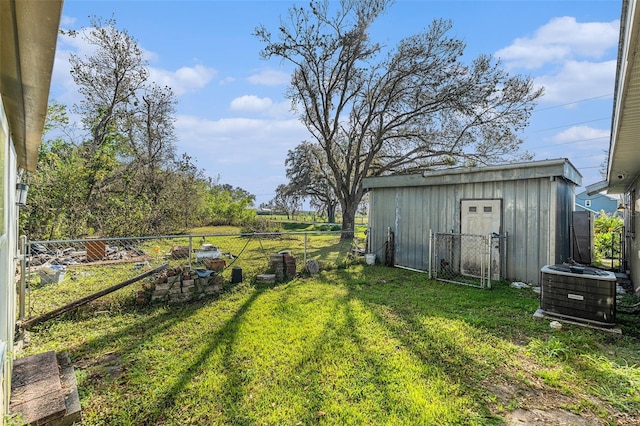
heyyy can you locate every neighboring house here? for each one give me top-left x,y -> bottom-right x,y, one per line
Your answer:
0,0 -> 62,418
363,158 -> 582,285
586,0 -> 640,294
575,191 -> 620,216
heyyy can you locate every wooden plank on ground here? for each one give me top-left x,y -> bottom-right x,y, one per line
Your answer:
10,351 -> 66,425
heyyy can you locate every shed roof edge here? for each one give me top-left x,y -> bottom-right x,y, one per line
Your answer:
363,158 -> 582,189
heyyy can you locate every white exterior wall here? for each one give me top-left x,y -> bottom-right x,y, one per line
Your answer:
625,178 -> 640,295
1,100 -> 19,420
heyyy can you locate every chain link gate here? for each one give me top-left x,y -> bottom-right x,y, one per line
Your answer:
429,231 -> 504,289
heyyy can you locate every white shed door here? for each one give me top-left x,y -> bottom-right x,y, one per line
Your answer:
460,199 -> 502,279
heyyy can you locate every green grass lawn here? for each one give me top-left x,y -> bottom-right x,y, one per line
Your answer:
20,265 -> 640,425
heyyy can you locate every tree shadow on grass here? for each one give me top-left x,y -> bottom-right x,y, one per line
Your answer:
279,287 -> 401,422
133,285 -> 267,425
258,274 -> 484,424
27,280 -> 266,424
338,267 -> 640,424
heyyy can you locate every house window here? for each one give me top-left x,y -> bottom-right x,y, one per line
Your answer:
585,200 -> 592,207
469,206 -> 477,213
483,206 -> 492,213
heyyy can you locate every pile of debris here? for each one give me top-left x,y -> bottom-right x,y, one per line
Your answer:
28,242 -> 149,268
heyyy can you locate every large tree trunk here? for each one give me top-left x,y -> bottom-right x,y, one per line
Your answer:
340,199 -> 358,240
327,202 -> 337,223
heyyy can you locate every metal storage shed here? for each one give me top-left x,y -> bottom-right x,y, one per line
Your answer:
363,158 -> 582,285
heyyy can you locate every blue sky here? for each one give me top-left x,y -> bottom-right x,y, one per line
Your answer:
50,0 -> 622,206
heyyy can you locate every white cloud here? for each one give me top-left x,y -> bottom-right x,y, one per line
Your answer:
174,114 -> 309,203
552,125 -> 609,144
229,95 -> 294,118
230,95 -> 273,113
176,115 -> 306,153
149,64 -> 216,95
220,76 -> 237,85
50,29 -> 98,106
535,60 -> 616,104
496,16 -> 619,69
247,68 -> 291,86
175,115 -> 307,170
60,15 -> 77,27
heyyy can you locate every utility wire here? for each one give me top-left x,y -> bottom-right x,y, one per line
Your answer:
528,117 -> 611,133
535,93 -> 613,112
526,136 -> 608,149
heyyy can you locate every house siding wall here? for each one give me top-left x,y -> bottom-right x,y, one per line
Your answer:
626,179 -> 640,295
0,100 -> 18,418
367,170 -> 576,285
575,191 -> 619,216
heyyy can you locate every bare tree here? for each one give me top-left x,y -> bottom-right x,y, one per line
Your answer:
285,142 -> 339,223
125,83 -> 178,233
69,16 -> 148,156
256,0 -> 542,238
272,184 -> 303,220
61,17 -> 187,235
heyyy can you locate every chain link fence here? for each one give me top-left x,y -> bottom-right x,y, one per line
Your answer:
429,232 -> 505,289
18,231 -> 365,322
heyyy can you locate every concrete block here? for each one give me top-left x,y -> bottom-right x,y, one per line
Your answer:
154,282 -> 172,292
256,274 -> 276,284
151,294 -> 167,302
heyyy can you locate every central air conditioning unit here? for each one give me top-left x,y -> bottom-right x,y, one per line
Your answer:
540,264 -> 617,326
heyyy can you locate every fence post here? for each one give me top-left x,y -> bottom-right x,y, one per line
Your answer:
428,230 -> 432,280
487,235 -> 492,289
504,232 -> 509,280
304,233 -> 308,264
188,235 -> 193,270
611,232 -> 615,270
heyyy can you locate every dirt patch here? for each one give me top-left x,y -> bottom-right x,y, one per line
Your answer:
484,357 -> 619,426
505,408 -> 598,425
75,351 -> 124,380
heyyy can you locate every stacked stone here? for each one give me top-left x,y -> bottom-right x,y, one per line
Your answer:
270,253 -> 285,281
269,252 -> 297,281
283,254 -> 296,278
148,266 -> 224,304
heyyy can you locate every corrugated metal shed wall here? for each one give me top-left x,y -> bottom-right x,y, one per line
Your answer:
554,178 -> 575,265
367,171 -> 577,285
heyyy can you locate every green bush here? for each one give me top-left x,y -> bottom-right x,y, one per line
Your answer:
593,211 -> 623,262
